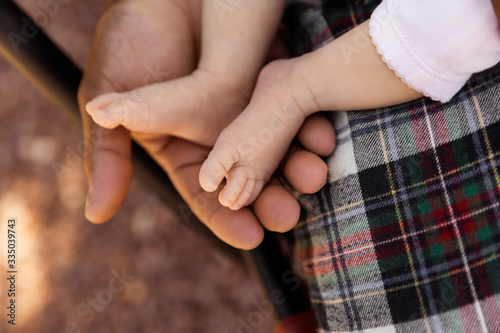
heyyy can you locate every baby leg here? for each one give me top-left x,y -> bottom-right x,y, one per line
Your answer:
86,0 -> 286,147
199,60 -> 316,210
86,70 -> 250,146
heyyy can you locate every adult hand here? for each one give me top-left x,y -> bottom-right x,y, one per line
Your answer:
78,0 -> 336,249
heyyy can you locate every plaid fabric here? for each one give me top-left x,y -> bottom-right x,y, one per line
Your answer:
283,1 -> 500,332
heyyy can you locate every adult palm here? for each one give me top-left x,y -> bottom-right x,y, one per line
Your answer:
78,0 -> 333,249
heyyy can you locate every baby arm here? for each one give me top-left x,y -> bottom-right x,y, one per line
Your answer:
301,21 -> 423,111
86,0 -> 286,146
199,20 -> 423,210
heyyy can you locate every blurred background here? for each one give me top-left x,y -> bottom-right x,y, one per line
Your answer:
0,0 -> 272,332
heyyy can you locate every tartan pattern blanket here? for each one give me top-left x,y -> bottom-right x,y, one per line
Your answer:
284,1 -> 500,332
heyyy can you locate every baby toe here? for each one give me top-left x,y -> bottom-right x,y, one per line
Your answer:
219,169 -> 248,208
199,162 -> 227,193
90,105 -> 124,129
86,92 -> 122,114
230,179 -> 256,210
200,144 -> 239,193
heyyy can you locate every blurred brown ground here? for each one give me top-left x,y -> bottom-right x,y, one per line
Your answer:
0,0 -> 273,332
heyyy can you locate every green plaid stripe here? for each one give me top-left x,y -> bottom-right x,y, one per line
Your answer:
284,1 -> 500,331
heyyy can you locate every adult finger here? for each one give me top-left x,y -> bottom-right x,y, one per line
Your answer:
252,179 -> 301,233
283,148 -> 328,194
78,75 -> 133,224
297,113 -> 336,156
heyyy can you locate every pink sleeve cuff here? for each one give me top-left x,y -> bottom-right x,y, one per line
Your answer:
369,0 -> 500,103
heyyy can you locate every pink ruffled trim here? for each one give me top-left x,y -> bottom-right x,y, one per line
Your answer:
368,2 -> 469,103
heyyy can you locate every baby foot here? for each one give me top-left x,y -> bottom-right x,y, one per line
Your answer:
85,70 -> 251,146
199,60 -> 317,210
